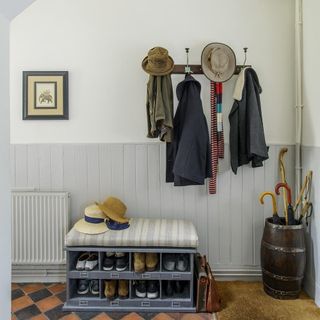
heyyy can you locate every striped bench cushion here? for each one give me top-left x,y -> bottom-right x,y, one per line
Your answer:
65,218 -> 199,248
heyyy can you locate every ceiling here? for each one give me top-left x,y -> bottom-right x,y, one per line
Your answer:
0,0 -> 37,20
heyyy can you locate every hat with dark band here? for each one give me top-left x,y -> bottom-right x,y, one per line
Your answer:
74,204 -> 109,234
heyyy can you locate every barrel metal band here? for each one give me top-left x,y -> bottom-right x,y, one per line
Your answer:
262,240 -> 305,253
262,268 -> 304,281
264,282 -> 301,296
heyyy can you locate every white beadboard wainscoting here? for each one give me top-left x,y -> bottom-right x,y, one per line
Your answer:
301,146 -> 320,305
11,143 -> 294,279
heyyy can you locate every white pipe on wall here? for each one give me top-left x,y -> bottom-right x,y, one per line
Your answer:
295,0 -> 303,211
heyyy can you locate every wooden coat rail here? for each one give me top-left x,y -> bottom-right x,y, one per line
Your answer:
172,64 -> 252,75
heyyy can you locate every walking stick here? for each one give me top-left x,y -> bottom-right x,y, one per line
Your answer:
279,148 -> 288,224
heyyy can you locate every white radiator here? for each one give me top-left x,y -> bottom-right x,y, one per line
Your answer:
12,191 -> 70,265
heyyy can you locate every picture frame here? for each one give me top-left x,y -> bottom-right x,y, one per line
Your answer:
23,71 -> 69,120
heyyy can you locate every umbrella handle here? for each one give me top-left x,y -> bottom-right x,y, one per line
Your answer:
275,182 -> 292,205
259,192 -> 277,215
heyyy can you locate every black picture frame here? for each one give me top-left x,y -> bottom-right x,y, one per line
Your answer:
23,71 -> 69,120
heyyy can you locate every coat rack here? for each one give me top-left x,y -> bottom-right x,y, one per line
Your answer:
171,47 -> 251,75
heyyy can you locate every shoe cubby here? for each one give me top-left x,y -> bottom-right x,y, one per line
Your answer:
161,281 -> 191,300
68,250 -> 100,273
64,247 -> 196,312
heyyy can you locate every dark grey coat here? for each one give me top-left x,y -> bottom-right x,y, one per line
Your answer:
166,75 -> 212,186
229,68 -> 269,174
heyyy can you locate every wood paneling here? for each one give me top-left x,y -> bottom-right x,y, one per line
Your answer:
11,143 -> 294,270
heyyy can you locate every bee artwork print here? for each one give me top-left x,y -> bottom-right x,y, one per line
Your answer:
35,82 -> 56,108
23,71 -> 68,120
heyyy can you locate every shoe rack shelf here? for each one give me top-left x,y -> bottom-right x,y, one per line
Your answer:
64,246 -> 196,312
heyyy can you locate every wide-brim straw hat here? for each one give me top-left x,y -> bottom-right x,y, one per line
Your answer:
74,204 -> 109,234
142,47 -> 174,76
97,197 -> 129,224
201,43 -> 236,83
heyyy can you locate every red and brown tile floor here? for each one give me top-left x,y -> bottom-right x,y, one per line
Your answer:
11,283 -> 212,320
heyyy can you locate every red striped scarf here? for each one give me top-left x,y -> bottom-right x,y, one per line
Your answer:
209,81 -> 224,195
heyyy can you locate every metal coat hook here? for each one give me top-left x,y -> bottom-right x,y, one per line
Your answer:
184,48 -> 193,74
242,47 -> 248,67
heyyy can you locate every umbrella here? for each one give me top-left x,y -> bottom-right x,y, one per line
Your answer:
279,148 -> 289,224
259,192 -> 281,224
275,182 -> 296,225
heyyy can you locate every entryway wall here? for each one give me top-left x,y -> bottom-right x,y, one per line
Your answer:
302,0 -> 320,306
10,0 -> 295,281
10,143 -> 294,278
0,12 -> 11,320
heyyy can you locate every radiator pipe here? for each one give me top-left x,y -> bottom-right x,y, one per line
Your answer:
295,0 -> 303,218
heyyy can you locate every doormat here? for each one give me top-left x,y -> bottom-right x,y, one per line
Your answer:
11,282 -> 215,320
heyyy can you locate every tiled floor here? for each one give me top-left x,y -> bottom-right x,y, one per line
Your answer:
11,283 -> 212,320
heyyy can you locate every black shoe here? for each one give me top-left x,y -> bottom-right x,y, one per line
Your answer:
176,254 -> 189,272
163,253 -> 176,271
115,253 -> 128,271
174,281 -> 185,294
103,253 -> 115,271
135,280 -> 147,298
147,280 -> 159,299
77,279 -> 90,295
90,280 -> 99,295
164,281 -> 174,297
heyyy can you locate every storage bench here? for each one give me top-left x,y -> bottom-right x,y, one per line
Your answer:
63,218 -> 198,312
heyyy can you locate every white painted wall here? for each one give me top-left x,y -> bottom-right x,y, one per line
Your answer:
302,0 -> 320,306
0,12 -> 11,320
10,0 -> 295,144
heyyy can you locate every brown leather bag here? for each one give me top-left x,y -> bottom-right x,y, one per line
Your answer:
205,256 -> 221,312
195,254 -> 221,313
195,253 -> 208,312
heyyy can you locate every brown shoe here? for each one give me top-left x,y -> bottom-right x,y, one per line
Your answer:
104,280 -> 116,299
118,280 -> 129,298
146,253 -> 159,271
134,252 -> 146,273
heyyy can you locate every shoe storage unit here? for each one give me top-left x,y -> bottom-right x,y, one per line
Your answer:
64,247 -> 196,312
63,218 -> 199,312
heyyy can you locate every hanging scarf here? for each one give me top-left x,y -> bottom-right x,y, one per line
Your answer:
216,82 -> 224,159
209,81 -> 218,194
209,82 -> 224,195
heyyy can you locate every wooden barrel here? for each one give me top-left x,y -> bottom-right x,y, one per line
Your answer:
260,217 -> 306,299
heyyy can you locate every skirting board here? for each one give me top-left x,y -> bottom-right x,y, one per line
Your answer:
12,264 -> 66,283
214,268 -> 262,281
12,265 -> 262,283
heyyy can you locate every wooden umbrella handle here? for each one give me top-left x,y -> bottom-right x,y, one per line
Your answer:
275,183 -> 292,205
259,192 -> 277,215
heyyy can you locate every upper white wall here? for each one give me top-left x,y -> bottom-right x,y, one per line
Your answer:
10,0 -> 295,144
303,0 -> 320,147
0,12 -> 11,320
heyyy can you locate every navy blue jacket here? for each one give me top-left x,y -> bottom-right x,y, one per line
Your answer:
166,75 -> 212,186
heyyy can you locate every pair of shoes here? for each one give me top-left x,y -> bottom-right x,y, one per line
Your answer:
163,253 -> 188,271
134,252 -> 159,273
77,279 -> 99,295
103,252 -> 128,271
76,252 -> 98,271
104,279 -> 129,299
135,280 -> 159,299
163,281 -> 185,297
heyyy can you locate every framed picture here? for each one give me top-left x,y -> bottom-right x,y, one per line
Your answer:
23,71 -> 69,120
